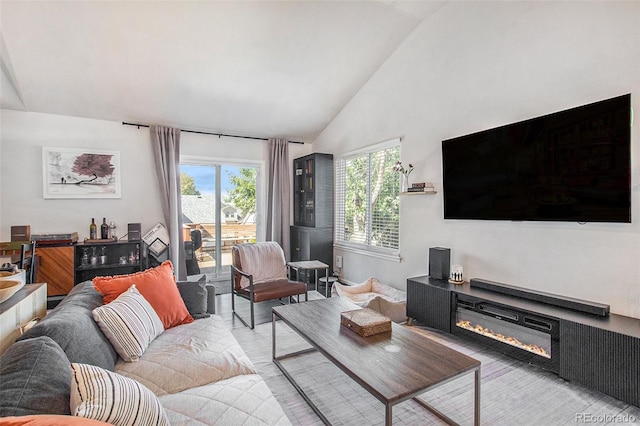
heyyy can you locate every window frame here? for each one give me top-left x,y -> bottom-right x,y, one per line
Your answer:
334,137 -> 402,262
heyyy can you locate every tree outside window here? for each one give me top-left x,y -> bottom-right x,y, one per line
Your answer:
337,143 -> 400,252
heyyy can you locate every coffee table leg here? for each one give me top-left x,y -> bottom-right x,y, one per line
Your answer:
413,366 -> 480,426
385,404 -> 392,426
474,367 -> 481,426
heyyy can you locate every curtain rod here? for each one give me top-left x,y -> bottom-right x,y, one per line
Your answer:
122,121 -> 304,144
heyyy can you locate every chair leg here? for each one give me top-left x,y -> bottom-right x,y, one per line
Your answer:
250,298 -> 255,329
231,293 -> 252,329
231,288 -> 236,312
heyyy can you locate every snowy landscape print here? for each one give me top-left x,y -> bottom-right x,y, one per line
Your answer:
43,147 -> 121,198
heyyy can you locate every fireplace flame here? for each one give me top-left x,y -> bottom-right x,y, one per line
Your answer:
456,320 -> 551,359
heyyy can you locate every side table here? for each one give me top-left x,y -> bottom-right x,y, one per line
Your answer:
287,260 -> 330,297
318,276 -> 338,296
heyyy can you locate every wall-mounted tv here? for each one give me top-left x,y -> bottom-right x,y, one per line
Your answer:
442,94 -> 631,223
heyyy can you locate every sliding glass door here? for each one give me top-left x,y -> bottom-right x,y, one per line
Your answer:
180,160 -> 260,283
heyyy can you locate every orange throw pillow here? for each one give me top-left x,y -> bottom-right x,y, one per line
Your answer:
93,260 -> 194,329
0,415 -> 109,425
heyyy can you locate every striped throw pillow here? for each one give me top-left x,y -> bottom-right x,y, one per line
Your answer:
70,363 -> 169,426
92,285 -> 163,362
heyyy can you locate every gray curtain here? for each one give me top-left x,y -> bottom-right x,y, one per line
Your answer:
266,138 -> 291,260
150,125 -> 186,280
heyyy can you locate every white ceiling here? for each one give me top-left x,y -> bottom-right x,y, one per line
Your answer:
0,1 -> 446,142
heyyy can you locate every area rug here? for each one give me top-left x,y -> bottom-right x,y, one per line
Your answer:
232,320 -> 640,425
225,291 -> 326,329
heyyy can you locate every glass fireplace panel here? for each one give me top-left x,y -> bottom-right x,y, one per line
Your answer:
456,308 -> 552,358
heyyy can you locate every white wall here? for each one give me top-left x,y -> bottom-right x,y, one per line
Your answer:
1,111 -> 164,240
0,110 -> 310,245
313,1 -> 640,318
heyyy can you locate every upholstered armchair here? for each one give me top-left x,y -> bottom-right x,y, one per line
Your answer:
331,277 -> 407,323
231,242 -> 307,328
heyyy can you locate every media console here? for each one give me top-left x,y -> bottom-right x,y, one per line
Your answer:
407,275 -> 640,408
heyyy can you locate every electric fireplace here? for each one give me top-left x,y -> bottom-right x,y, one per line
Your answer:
452,294 -> 560,372
407,276 -> 639,407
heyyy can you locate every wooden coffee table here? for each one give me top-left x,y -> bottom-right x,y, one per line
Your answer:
272,297 -> 480,426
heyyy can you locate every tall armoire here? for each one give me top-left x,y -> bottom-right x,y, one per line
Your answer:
290,153 -> 333,277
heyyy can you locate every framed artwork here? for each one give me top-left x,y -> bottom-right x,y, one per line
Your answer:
42,147 -> 121,199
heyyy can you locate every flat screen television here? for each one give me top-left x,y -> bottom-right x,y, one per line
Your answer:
442,94 -> 631,223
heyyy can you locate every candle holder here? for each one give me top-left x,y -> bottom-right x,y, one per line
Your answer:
449,264 -> 464,284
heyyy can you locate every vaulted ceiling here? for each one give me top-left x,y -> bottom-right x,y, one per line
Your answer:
0,1 -> 446,142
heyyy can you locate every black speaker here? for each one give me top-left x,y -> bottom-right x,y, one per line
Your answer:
429,247 -> 450,280
128,223 -> 142,241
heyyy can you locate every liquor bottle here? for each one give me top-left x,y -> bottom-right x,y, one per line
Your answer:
90,218 -> 97,240
101,218 -> 109,239
109,221 -> 117,240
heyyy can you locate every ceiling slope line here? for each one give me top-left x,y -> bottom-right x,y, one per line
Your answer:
0,33 -> 26,110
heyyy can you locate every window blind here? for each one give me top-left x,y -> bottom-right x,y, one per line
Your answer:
335,141 -> 400,253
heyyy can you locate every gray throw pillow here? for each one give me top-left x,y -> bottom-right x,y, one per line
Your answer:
0,336 -> 71,416
177,275 -> 210,319
18,281 -> 119,371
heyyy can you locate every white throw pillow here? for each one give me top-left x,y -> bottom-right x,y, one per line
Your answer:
70,363 -> 169,426
92,284 -> 163,362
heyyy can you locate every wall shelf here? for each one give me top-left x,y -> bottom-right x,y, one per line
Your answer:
401,190 -> 437,195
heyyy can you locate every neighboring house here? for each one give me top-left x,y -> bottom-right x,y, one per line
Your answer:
181,195 -> 251,225
222,205 -> 241,223
240,213 -> 256,225
181,195 -> 217,226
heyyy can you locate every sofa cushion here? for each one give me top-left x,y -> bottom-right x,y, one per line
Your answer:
70,363 -> 169,426
0,336 -> 71,416
115,315 -> 256,396
17,282 -> 118,371
92,285 -> 164,362
93,260 -> 194,329
177,275 -> 210,319
159,374 -> 291,426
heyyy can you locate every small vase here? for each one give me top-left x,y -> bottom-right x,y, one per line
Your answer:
401,174 -> 409,193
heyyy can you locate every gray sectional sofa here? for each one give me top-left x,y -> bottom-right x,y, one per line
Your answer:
0,281 -> 291,425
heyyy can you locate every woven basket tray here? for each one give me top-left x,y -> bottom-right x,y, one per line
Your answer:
340,308 -> 391,337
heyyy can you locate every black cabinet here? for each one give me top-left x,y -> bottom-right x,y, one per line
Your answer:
293,153 -> 333,228
560,319 -> 640,407
291,153 -> 334,272
407,276 -> 452,332
74,241 -> 144,284
290,226 -> 333,271
406,275 -> 640,407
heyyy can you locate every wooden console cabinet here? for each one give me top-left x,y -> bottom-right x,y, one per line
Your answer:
36,244 -> 74,297
407,275 -> 640,407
